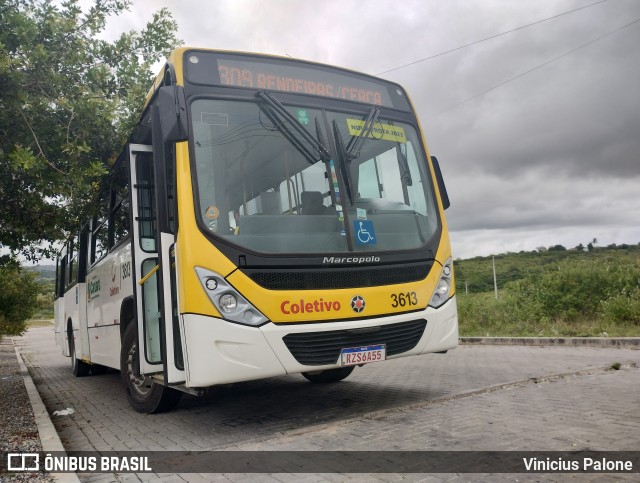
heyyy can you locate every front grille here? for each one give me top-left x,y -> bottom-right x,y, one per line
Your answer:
283,319 -> 427,366
244,262 -> 432,290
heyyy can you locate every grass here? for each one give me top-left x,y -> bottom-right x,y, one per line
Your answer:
457,292 -> 640,338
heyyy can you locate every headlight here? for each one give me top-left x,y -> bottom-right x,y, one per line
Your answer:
195,267 -> 269,326
429,258 -> 453,308
219,294 -> 237,313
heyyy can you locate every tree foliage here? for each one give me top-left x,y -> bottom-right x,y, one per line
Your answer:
0,265 -> 39,336
0,0 -> 179,260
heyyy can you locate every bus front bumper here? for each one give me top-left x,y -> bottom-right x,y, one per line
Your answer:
181,296 -> 458,388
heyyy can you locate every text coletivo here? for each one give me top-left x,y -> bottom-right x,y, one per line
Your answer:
281,299 -> 341,314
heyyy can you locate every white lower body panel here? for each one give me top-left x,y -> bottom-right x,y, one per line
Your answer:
182,316 -> 287,387
182,296 -> 458,388
87,324 -> 121,369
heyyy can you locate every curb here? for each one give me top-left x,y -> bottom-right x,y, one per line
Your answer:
14,343 -> 81,483
459,337 -> 640,349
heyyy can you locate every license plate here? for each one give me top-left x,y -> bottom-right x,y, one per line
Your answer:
340,344 -> 386,366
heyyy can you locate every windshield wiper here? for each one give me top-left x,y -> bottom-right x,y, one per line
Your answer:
332,120 -> 354,204
345,106 -> 380,160
331,106 -> 380,204
257,91 -> 331,163
397,142 -> 413,187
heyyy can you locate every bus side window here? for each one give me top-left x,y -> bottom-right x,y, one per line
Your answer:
136,152 -> 156,252
112,194 -> 131,247
57,255 -> 67,298
68,234 -> 79,287
91,198 -> 109,265
110,160 -> 131,248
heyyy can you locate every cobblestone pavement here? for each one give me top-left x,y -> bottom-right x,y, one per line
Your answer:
14,326 -> 640,482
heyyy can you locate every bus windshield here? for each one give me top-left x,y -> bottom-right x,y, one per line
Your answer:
191,97 -> 439,254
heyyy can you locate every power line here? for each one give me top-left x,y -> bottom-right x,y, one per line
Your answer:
376,0 -> 610,75
434,17 -> 640,117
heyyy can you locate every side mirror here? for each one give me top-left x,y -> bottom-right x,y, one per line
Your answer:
431,156 -> 450,210
157,85 -> 189,143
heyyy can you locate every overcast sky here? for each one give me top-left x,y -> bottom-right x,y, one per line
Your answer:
102,0 -> 639,259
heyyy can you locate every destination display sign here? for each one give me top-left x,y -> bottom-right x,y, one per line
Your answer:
184,51 -> 411,111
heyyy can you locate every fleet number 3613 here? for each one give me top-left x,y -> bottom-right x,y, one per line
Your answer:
390,291 -> 418,308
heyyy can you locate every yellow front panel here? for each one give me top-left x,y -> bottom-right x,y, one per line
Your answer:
226,263 -> 442,323
174,141 -> 236,318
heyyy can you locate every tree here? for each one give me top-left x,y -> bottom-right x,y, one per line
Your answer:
0,265 -> 39,336
0,0 -> 180,261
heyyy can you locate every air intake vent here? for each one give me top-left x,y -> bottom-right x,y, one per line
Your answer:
283,319 -> 427,366
243,262 -> 432,290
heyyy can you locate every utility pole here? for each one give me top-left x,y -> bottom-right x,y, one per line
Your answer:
493,256 -> 498,300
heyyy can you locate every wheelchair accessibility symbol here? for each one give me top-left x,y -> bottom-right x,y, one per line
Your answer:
354,220 -> 376,245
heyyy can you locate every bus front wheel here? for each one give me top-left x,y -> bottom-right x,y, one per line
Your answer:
301,366 -> 354,383
120,323 -> 181,413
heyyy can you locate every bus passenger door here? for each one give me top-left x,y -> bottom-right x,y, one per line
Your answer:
128,143 -> 185,385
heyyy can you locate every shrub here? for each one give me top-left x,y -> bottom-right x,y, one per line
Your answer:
457,255 -> 640,336
600,289 -> 640,325
505,258 -> 640,321
0,266 -> 38,337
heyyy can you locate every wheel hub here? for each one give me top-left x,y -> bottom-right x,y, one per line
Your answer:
127,341 -> 153,395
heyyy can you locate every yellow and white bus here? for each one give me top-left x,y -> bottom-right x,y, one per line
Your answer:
54,48 -> 458,413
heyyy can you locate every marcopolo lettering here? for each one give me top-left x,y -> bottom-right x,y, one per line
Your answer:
323,256 -> 381,264
281,298 -> 341,314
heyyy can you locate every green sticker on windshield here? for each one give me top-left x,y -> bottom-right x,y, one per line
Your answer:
296,109 -> 309,125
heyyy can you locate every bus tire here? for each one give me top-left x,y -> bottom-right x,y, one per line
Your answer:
120,323 -> 181,413
68,326 -> 90,377
301,366 -> 354,383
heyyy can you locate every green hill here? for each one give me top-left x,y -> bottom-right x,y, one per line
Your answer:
454,244 -> 640,294
25,264 -> 56,283
454,243 -> 640,337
